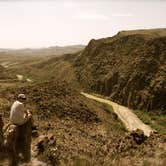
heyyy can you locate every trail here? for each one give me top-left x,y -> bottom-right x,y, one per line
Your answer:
20,157 -> 47,166
1,61 -> 19,69
0,143 -> 47,166
1,61 -> 33,83
19,145 -> 47,166
16,74 -> 33,83
81,92 -> 154,137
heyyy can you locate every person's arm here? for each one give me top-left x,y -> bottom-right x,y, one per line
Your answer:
18,104 -> 30,124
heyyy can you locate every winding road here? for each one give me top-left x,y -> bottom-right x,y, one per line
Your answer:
81,92 -> 154,137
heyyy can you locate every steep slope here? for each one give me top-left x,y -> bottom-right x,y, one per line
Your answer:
74,29 -> 166,110
0,81 -> 125,165
28,54 -> 79,84
1,80 -> 165,166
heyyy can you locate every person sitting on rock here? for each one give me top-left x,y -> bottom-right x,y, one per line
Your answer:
10,93 -> 33,163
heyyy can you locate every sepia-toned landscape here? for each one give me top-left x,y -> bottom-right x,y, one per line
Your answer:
0,0 -> 166,166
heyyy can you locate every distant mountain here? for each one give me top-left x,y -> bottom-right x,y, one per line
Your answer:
74,28 -> 166,111
0,45 -> 85,57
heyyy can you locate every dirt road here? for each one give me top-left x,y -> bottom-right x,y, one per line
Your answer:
81,92 -> 154,137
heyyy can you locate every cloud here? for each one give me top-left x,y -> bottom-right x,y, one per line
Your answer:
111,13 -> 133,17
63,1 -> 78,8
0,0 -> 164,1
73,12 -> 132,21
73,13 -> 109,20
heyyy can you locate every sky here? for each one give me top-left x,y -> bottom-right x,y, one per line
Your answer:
0,0 -> 166,48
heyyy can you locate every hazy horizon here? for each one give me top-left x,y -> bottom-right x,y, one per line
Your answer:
0,0 -> 166,49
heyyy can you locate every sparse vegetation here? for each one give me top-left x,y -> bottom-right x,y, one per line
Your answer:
0,29 -> 165,166
74,29 -> 166,111
103,104 -> 127,133
133,109 -> 166,135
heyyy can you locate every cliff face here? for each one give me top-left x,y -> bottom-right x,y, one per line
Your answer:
74,30 -> 166,110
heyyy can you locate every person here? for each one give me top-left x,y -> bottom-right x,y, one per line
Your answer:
10,94 -> 32,126
10,94 -> 33,163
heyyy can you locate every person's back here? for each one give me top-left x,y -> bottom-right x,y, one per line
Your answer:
10,100 -> 28,126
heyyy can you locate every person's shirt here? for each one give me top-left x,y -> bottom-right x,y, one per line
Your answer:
10,100 -> 28,125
